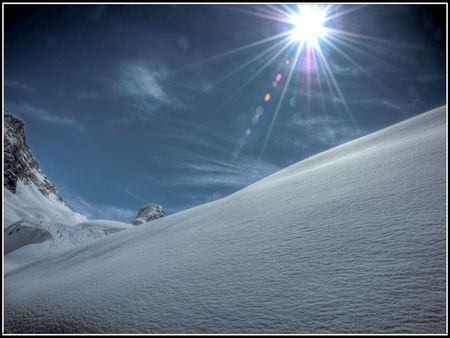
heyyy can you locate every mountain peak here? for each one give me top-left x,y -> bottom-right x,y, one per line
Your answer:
4,110 -> 62,201
132,203 -> 165,225
3,110 -> 87,225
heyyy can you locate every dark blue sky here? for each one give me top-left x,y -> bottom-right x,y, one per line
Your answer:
4,4 -> 446,221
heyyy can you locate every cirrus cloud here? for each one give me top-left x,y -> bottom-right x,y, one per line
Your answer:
112,61 -> 169,102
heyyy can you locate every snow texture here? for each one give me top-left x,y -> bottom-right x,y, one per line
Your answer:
4,106 -> 447,333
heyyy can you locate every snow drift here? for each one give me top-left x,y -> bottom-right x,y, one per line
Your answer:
4,106 -> 446,333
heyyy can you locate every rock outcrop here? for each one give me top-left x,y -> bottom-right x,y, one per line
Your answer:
4,110 -> 62,201
132,204 -> 165,225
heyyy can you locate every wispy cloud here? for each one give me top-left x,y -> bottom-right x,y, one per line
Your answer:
330,63 -> 365,77
147,150 -> 280,191
107,61 -> 184,126
64,194 -> 136,223
283,112 -> 362,150
279,125 -> 361,154
349,98 -> 405,113
310,124 -> 362,147
120,185 -> 148,204
160,120 -> 234,156
291,115 -> 338,128
143,152 -> 281,214
112,61 -> 170,103
5,80 -> 35,92
416,73 -> 445,83
8,102 -> 85,131
143,116 -> 281,192
287,86 -> 343,105
180,157 -> 280,188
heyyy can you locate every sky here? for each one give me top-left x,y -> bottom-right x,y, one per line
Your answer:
4,4 -> 446,222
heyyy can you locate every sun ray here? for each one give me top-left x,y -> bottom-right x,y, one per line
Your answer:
324,4 -> 367,22
209,38 -> 290,88
181,30 -> 292,70
325,33 -> 410,77
321,35 -> 396,94
212,39 -> 295,114
255,41 -> 304,168
186,40 -> 289,106
326,27 -> 425,50
263,4 -> 296,20
280,4 -> 298,17
322,35 -> 366,65
315,44 -> 358,130
218,5 -> 291,25
176,4 -> 400,169
314,52 -> 329,118
311,46 -> 347,124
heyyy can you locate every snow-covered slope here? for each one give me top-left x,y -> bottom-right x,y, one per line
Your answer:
4,220 -> 132,273
4,182 -> 86,226
4,106 -> 446,333
3,111 -> 86,226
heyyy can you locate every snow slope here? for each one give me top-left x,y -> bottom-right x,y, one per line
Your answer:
4,106 -> 447,333
4,220 -> 132,273
3,110 -> 87,226
4,181 -> 87,226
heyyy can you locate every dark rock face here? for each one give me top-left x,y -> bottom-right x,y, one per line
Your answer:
132,204 -> 165,225
4,111 -> 62,201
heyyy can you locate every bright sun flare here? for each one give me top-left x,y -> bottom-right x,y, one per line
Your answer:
289,5 -> 327,45
194,4 -> 367,164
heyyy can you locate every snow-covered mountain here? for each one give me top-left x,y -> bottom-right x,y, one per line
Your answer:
4,106 -> 446,333
3,111 -> 133,271
4,111 -> 86,226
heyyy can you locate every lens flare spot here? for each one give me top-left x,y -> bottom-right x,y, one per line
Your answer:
272,81 -> 278,87
264,93 -> 271,102
285,58 -> 290,65
245,128 -> 252,136
275,73 -> 282,82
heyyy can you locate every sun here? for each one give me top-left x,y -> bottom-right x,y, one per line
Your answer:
191,4 -> 367,164
289,5 -> 327,45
